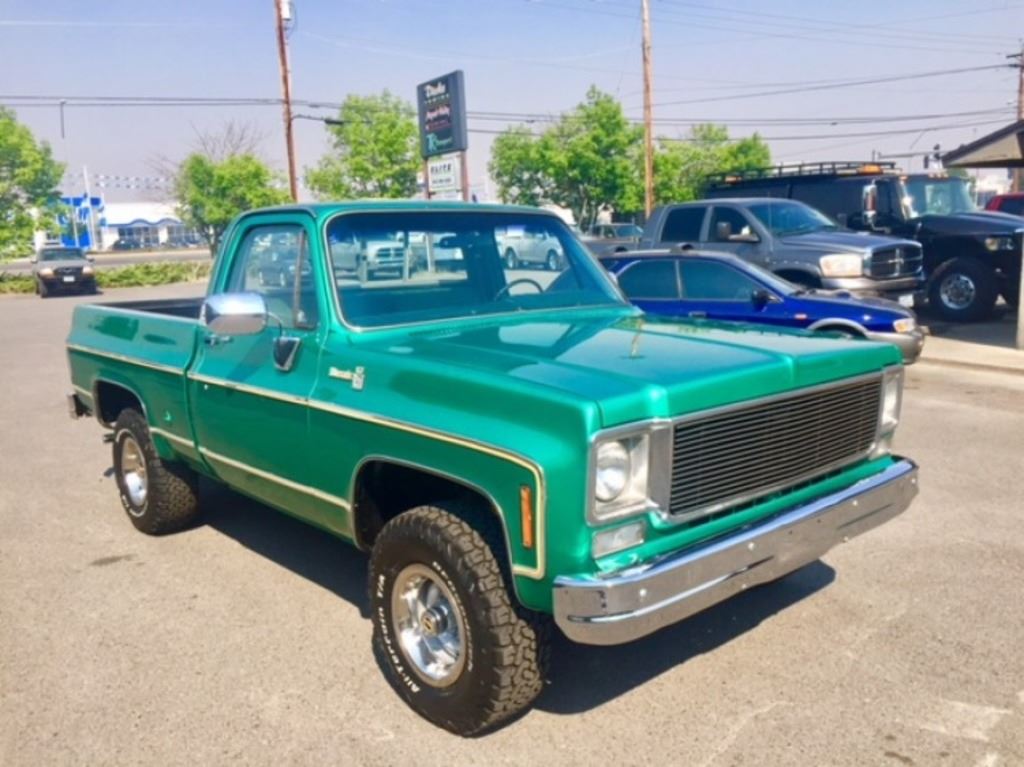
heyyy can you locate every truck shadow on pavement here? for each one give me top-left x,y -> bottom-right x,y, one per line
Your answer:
535,561 -> 836,715
199,480 -> 372,617
195,480 -> 836,715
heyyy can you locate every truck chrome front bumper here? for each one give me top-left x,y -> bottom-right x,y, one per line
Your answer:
553,459 -> 919,645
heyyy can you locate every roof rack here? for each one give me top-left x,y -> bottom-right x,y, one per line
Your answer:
705,161 -> 899,186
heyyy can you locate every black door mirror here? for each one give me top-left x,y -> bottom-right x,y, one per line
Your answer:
751,288 -> 773,309
715,221 -> 732,240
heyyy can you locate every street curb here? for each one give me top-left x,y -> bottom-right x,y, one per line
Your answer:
916,356 -> 1024,377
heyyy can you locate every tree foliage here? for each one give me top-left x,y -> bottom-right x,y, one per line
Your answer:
654,124 -> 771,205
489,87 -> 642,227
175,152 -> 289,252
0,108 -> 65,259
488,92 -> 772,223
306,91 -> 420,200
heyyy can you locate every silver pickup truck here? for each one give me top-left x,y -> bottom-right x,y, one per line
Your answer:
638,198 -> 925,306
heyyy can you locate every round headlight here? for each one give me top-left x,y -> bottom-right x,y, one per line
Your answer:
595,441 -> 630,502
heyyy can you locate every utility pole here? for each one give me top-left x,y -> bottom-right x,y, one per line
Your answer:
641,0 -> 654,219
274,0 -> 298,201
1012,46 -> 1023,194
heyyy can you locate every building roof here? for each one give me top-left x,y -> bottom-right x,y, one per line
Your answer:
942,120 -> 1024,169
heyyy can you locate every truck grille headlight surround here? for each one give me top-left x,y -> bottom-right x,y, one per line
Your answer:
589,425 -> 671,524
984,236 -> 1014,252
819,254 -> 865,278
872,366 -> 904,458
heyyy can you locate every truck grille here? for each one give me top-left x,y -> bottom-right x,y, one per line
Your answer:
55,266 -> 83,277
868,246 -> 922,278
669,377 -> 881,520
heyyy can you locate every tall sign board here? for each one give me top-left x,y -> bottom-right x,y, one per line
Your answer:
417,70 -> 469,200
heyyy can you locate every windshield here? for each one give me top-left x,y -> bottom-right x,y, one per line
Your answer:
611,224 -> 642,238
746,200 -> 838,237
39,248 -> 85,262
903,176 -> 976,216
326,211 -> 626,328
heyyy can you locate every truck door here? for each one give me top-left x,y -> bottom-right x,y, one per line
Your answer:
705,206 -> 770,267
188,214 -> 345,533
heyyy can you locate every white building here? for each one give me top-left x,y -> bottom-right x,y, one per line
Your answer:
98,202 -> 194,250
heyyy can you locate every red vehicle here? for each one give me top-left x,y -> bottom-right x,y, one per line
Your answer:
985,193 -> 1024,217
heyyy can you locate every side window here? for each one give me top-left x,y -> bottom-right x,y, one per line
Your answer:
709,207 -> 754,242
1002,198 -> 1024,215
680,260 -> 760,301
226,224 -> 318,329
660,207 -> 706,242
617,260 -> 680,300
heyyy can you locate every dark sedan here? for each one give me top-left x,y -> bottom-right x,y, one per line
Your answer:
32,247 -> 97,297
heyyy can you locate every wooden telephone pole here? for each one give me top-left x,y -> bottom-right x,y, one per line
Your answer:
641,0 -> 654,218
274,0 -> 298,201
1012,46 -> 1023,194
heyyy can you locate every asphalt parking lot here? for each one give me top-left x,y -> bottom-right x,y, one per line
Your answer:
1,283 -> 1022,766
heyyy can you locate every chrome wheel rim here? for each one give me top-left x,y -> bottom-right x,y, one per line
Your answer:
391,563 -> 466,687
119,435 -> 148,511
939,273 -> 976,310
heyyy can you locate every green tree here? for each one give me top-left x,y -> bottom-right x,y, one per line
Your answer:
175,153 -> 289,252
489,87 -> 643,227
654,124 -> 771,204
0,108 -> 65,259
306,91 -> 420,199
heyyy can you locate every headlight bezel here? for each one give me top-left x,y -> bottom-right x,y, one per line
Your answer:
819,253 -> 866,278
983,235 -> 1014,252
587,423 -> 672,525
871,366 -> 904,459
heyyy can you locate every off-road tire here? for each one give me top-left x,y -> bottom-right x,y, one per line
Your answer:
112,409 -> 200,535
369,503 -> 550,736
928,257 -> 998,322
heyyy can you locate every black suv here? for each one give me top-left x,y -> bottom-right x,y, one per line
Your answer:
706,162 -> 1022,321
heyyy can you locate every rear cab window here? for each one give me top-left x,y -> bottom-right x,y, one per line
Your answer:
660,207 -> 706,243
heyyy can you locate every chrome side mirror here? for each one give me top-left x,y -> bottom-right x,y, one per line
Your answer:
201,292 -> 267,337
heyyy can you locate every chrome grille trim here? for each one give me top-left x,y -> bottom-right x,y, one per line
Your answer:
868,246 -> 923,278
667,373 -> 883,523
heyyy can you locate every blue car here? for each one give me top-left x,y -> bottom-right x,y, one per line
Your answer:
601,250 -> 925,363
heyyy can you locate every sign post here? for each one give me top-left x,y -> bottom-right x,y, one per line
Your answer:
417,70 -> 469,201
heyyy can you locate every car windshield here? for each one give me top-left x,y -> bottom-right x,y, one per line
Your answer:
326,211 -> 626,328
611,224 -> 642,237
903,177 -> 976,216
747,201 -> 839,236
39,248 -> 85,262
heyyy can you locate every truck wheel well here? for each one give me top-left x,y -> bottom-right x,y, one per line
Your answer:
94,381 -> 144,426
353,460 -> 504,551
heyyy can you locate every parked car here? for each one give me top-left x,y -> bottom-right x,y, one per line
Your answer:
31,246 -> 96,297
329,232 -> 411,280
705,162 -> 1023,320
497,224 -> 565,270
638,198 -> 924,308
67,200 -> 917,735
582,222 -> 643,257
601,250 -> 924,363
110,238 -> 140,251
985,193 -> 1024,217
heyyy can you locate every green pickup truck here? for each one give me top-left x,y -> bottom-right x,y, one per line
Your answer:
67,201 -> 919,735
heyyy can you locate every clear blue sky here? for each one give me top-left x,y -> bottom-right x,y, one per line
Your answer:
2,0 -> 1021,201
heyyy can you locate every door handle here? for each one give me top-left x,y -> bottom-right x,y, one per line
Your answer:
688,311 -> 707,318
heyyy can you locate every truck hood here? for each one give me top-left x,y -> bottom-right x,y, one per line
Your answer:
379,312 -> 900,427
778,230 -> 918,254
911,211 -> 1024,236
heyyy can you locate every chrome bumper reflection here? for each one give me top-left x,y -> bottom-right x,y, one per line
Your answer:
553,459 -> 919,645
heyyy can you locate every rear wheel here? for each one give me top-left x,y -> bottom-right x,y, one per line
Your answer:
546,250 -> 561,271
928,257 -> 998,322
504,249 -> 518,270
369,504 -> 549,736
112,409 -> 200,535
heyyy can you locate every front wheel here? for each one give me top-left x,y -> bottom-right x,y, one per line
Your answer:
928,257 -> 998,322
369,504 -> 549,736
545,250 -> 561,271
504,249 -> 518,270
112,409 -> 200,535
